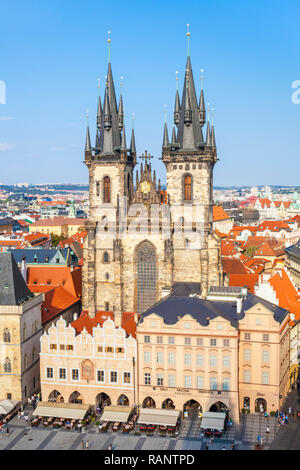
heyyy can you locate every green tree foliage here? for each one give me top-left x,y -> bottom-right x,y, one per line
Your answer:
50,232 -> 66,247
244,245 -> 258,257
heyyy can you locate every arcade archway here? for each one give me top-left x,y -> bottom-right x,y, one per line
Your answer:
255,398 -> 267,413
142,396 -> 156,408
96,392 -> 111,409
162,398 -> 175,409
69,391 -> 83,404
118,394 -> 129,406
48,390 -> 64,403
209,401 -> 228,413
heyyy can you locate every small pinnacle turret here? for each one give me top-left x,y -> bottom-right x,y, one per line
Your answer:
163,122 -> 169,148
118,93 -> 124,131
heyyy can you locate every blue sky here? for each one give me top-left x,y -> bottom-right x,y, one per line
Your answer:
0,0 -> 299,186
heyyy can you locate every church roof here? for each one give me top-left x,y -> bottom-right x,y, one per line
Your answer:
0,252 -> 34,306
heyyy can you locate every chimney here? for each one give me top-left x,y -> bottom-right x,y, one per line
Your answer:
242,286 -> 248,298
21,256 -> 27,283
73,313 -> 78,321
236,297 -> 243,314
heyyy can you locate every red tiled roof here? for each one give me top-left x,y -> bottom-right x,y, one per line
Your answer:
42,287 -> 80,324
229,273 -> 259,294
213,206 -> 231,221
221,240 -> 239,257
31,217 -> 86,227
27,266 -> 82,297
258,221 -> 291,232
222,258 -> 248,275
71,311 -> 136,338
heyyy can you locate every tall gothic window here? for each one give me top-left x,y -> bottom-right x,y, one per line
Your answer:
183,174 -> 192,201
96,182 -> 100,197
104,176 -> 111,203
136,241 -> 157,314
4,358 -> 11,373
3,328 -> 11,343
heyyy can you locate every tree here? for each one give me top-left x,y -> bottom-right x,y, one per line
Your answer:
244,245 -> 258,257
50,232 -> 66,247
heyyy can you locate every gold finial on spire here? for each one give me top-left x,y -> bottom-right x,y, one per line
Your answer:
200,69 -> 204,91
105,74 -> 108,87
120,76 -> 124,91
107,30 -> 111,63
211,108 -> 214,126
132,112 -> 135,129
97,78 -> 101,94
187,23 -> 190,56
86,109 -> 89,125
207,102 -> 210,122
176,71 -> 179,91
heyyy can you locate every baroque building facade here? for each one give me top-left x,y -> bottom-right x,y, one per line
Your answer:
82,52 -> 222,320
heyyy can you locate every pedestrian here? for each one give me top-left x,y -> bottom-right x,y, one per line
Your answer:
6,426 -> 9,434
205,444 -> 209,450
85,441 -> 89,450
264,411 -> 268,418
266,426 -> 270,434
28,397 -> 31,408
107,444 -> 112,450
81,440 -> 85,449
288,406 -> 292,415
231,444 -> 236,450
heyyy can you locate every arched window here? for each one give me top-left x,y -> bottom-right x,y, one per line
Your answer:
104,176 -> 111,203
105,302 -> 110,311
103,251 -> 109,263
3,328 -> 11,343
105,273 -> 110,280
4,358 -> 11,373
183,174 -> 192,201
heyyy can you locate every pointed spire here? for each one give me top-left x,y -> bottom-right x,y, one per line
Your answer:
174,91 -> 181,126
211,124 -> 216,149
211,108 -> 216,148
206,105 -> 211,146
97,78 -> 102,129
163,122 -> 169,147
171,126 -> 177,144
85,110 -> 91,151
103,84 -> 112,129
136,169 -> 139,188
184,78 -> 192,126
121,124 -> 127,150
118,77 -> 124,131
153,170 -> 156,188
130,113 -> 136,154
199,69 -> 206,127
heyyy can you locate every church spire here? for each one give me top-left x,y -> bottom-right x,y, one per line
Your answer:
120,124 -> 127,150
211,108 -> 216,149
199,69 -> 206,127
118,77 -> 124,131
97,78 -> 102,130
85,111 -> 91,151
163,122 -> 169,147
130,113 -> 136,154
171,126 -> 177,145
206,105 -> 211,146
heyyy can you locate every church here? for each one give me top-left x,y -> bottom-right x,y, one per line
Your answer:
82,42 -> 222,322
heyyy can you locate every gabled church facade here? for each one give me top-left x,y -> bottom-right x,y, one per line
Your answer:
82,49 -> 222,321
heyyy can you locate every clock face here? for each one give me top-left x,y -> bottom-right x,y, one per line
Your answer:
140,181 -> 151,194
